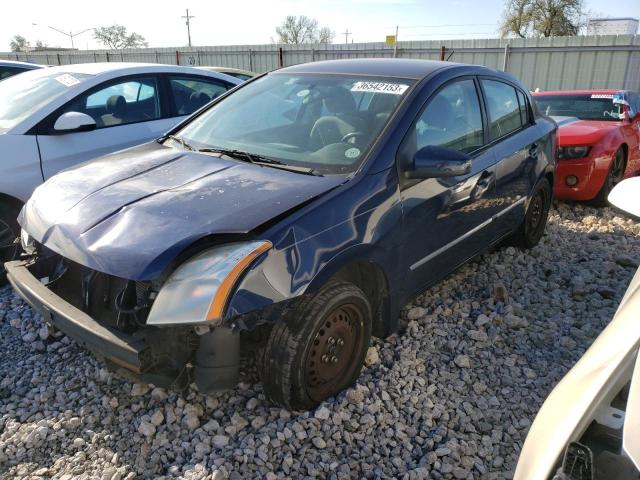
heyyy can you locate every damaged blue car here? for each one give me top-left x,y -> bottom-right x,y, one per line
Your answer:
7,59 -> 556,409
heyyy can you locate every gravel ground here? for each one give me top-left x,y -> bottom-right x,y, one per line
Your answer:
1,202 -> 639,480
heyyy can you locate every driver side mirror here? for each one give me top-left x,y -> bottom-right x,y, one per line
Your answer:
608,177 -> 640,221
406,145 -> 472,179
53,111 -> 97,133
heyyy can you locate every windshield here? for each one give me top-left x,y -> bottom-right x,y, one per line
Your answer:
534,94 -> 624,121
0,70 -> 92,131
175,73 -> 414,174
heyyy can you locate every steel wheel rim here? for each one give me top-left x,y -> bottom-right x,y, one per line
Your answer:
304,304 -> 364,402
528,190 -> 544,234
0,219 -> 17,263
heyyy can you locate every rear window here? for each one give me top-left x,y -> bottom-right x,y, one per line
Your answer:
481,79 -> 524,139
534,94 -> 624,121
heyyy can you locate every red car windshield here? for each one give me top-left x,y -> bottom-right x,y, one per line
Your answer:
534,94 -> 623,121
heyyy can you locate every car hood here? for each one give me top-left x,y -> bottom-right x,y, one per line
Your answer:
551,116 -> 620,145
20,142 -> 345,280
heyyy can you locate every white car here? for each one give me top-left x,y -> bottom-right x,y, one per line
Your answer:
0,62 -> 241,267
514,177 -> 640,480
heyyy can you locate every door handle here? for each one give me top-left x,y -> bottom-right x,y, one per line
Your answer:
528,143 -> 539,157
471,172 -> 494,200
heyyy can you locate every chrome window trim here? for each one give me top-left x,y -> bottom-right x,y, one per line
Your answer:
409,197 -> 526,271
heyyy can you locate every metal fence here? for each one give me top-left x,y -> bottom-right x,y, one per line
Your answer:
3,35 -> 639,91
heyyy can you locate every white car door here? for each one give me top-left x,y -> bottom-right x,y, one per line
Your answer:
36,75 -> 178,180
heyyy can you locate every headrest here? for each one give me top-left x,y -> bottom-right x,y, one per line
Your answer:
323,88 -> 357,114
189,91 -> 211,109
106,95 -> 127,116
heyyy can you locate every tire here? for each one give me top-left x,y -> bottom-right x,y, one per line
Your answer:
257,280 -> 372,410
507,178 -> 552,249
591,148 -> 626,207
0,202 -> 21,285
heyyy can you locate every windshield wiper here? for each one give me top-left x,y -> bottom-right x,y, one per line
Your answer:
163,134 -> 195,151
196,148 -> 323,176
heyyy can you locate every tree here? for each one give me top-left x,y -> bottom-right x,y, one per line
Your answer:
275,16 -> 334,44
10,35 -> 30,52
34,40 -> 48,50
500,0 -> 585,37
317,27 -> 335,44
93,25 -> 148,49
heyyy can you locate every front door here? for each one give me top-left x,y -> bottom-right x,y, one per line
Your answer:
36,75 -> 178,179
398,77 -> 504,298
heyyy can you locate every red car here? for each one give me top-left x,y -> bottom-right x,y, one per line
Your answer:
533,89 -> 640,205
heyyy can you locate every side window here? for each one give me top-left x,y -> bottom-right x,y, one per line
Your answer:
411,79 -> 484,155
516,90 -> 529,125
0,66 -> 20,80
169,77 -> 229,116
481,79 -> 523,139
66,77 -> 160,129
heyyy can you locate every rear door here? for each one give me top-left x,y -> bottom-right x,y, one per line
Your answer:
398,77 -> 505,297
479,78 -> 541,234
36,75 -> 177,179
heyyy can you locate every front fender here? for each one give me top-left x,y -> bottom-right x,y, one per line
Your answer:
225,169 -> 404,328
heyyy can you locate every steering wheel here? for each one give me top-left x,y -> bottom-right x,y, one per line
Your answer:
341,131 -> 367,144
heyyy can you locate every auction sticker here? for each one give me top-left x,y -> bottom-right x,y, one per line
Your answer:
55,74 -> 81,87
351,81 -> 408,95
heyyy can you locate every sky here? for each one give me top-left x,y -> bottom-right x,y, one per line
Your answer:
2,0 -> 638,51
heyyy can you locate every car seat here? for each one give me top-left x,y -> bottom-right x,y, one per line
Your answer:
101,95 -> 129,127
309,88 -> 367,150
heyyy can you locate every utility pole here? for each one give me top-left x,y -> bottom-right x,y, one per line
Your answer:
182,9 -> 195,47
341,28 -> 351,44
393,25 -> 398,58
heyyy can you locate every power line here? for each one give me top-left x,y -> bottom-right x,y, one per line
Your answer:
399,23 -> 497,29
403,32 -> 497,37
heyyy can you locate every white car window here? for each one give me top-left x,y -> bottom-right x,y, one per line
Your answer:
65,77 -> 161,129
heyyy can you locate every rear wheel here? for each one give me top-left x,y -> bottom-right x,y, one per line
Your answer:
0,203 -> 21,284
592,148 -> 626,207
257,281 -> 372,410
506,178 -> 552,249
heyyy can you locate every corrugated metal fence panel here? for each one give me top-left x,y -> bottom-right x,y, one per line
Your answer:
2,35 -> 638,90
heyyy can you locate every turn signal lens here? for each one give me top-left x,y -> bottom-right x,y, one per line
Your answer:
565,175 -> 578,187
206,241 -> 272,321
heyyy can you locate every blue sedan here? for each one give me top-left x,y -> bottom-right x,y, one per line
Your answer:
8,59 -> 556,409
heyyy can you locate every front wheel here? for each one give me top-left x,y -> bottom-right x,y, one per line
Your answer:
258,281 -> 372,410
591,148 -> 626,207
506,178 -> 552,249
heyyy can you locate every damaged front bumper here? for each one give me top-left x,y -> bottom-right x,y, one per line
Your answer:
5,258 -> 240,392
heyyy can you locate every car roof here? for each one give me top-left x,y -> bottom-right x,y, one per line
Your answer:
277,58 -> 461,80
532,89 -> 623,96
33,62 -> 239,76
199,66 -> 256,77
0,59 -> 43,69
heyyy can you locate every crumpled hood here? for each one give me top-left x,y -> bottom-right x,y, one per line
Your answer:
21,142 -> 344,280
551,116 -> 619,145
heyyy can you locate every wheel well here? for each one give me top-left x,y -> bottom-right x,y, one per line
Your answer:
330,260 -> 390,338
0,193 -> 24,212
619,144 -> 628,171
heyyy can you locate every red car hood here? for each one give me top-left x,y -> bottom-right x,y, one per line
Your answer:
552,116 -> 620,146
